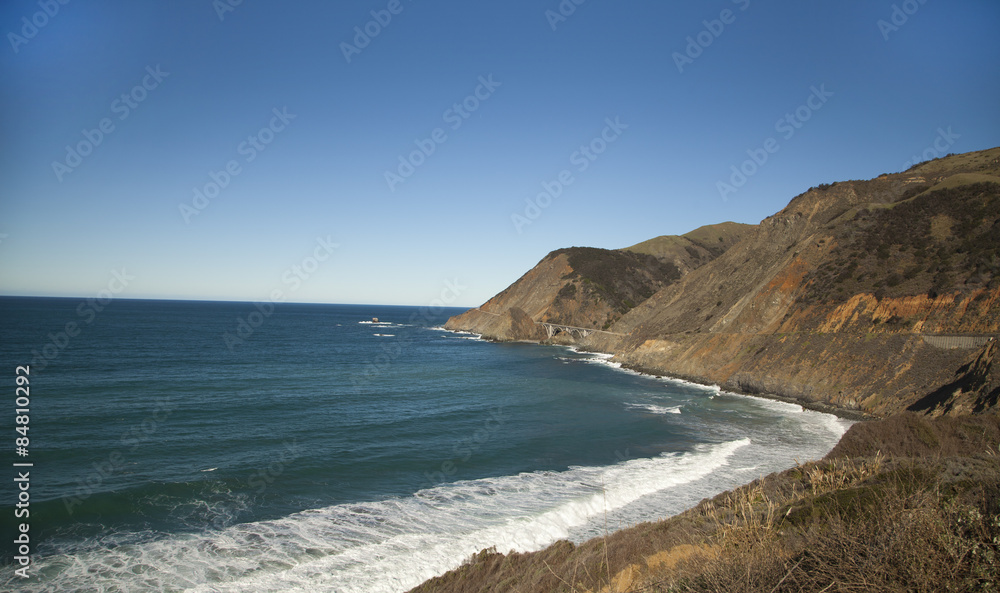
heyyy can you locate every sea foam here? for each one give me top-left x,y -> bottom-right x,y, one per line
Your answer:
6,440 -> 748,593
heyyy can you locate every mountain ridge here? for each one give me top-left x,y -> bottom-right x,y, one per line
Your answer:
445,147 -> 1000,418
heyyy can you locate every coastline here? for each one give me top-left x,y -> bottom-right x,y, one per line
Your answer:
613,359 -> 877,422
404,327 -> 997,593
475,329 -> 879,422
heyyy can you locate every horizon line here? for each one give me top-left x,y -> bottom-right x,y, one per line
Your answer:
0,293 -> 477,310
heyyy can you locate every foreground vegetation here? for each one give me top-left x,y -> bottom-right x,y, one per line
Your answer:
410,413 -> 1000,593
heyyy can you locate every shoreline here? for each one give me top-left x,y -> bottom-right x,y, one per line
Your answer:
470,327 -> 879,421
408,326 -> 878,592
525,334 -> 879,422
457,326 -> 871,421
614,359 -> 877,422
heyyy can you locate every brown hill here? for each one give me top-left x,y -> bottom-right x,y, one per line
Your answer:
624,221 -> 755,272
445,243 -> 727,341
445,147 -> 1000,417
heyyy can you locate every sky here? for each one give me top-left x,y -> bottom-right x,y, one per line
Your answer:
1,0 -> 998,307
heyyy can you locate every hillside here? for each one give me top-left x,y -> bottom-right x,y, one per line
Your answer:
624,222 -> 754,272
443,226 -> 747,341
446,147 -> 1000,418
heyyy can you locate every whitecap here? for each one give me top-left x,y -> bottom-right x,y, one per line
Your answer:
625,403 -> 682,415
6,440 -> 749,593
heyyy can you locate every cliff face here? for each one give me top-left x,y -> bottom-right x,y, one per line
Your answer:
446,148 -> 1000,417
444,306 -> 548,342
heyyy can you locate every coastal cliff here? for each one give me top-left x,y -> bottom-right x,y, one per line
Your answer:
446,148 -> 1000,418
423,149 -> 1000,593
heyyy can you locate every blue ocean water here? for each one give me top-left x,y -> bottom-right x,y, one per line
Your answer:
0,297 -> 851,592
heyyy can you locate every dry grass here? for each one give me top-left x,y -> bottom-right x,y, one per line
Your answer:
825,413 -> 1000,460
645,457 -> 1000,593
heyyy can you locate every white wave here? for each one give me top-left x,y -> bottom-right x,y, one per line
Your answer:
626,403 -> 682,415
557,351 -> 657,379
656,375 -> 723,395
552,349 -> 851,443
434,327 -> 482,339
645,378 -> 850,439
8,440 -> 748,593
575,354 -> 624,370
719,392 -> 852,439
439,330 -> 484,341
373,334 -> 395,337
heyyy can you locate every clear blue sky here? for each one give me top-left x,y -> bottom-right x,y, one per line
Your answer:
1,0 -> 998,307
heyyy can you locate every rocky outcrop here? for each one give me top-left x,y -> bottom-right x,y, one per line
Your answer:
444,307 -> 547,342
908,339 -> 1000,415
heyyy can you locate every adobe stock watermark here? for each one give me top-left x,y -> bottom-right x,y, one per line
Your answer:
544,0 -> 589,31
673,0 -> 750,73
7,0 -> 71,54
512,116 -> 628,233
422,407 -> 506,487
51,65 -> 169,182
340,0 -> 413,63
223,236 -> 339,351
62,395 -> 178,516
213,0 -> 246,22
878,0 -> 929,41
350,277 -> 468,393
901,127 -> 960,170
716,84 -> 833,201
179,107 -> 296,223
384,75 -> 501,192
27,268 -> 135,374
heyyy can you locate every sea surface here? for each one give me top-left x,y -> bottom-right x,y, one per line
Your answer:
0,297 -> 852,592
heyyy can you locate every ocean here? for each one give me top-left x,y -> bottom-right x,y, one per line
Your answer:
0,297 -> 852,592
